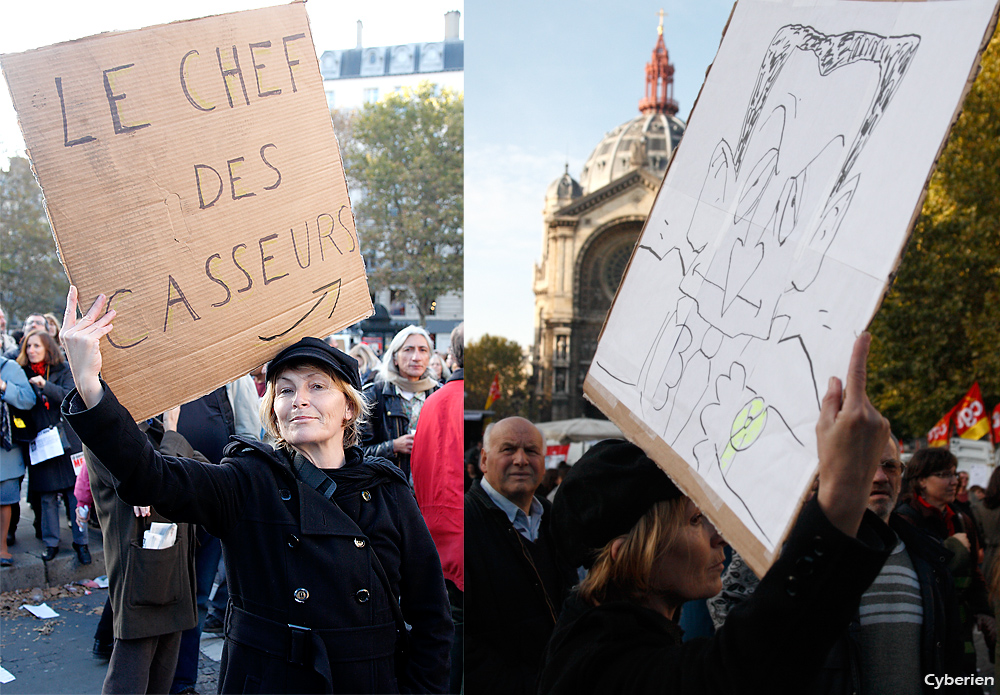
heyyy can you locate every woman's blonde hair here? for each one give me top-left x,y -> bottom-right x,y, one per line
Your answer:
578,497 -> 688,606
260,361 -> 371,450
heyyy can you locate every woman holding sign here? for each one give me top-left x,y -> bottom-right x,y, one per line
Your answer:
539,334 -> 897,695
59,287 -> 452,694
16,329 -> 90,564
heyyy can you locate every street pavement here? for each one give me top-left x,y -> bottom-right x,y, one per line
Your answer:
0,498 -> 222,694
1,498 -> 105,593
1,585 -> 221,694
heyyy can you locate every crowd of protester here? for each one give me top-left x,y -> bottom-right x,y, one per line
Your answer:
1,297 -> 465,694
3,292 -> 998,695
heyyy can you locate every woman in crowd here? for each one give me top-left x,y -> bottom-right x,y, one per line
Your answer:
539,334 -> 898,694
16,329 -> 90,563
349,342 -> 382,386
60,287 -> 452,694
0,354 -> 36,566
43,313 -> 61,342
897,447 -> 993,675
428,353 -> 450,383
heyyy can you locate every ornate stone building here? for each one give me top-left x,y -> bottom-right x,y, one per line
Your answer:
533,23 -> 686,421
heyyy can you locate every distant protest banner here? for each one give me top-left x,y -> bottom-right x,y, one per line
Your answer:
1,3 -> 372,422
584,0 -> 999,575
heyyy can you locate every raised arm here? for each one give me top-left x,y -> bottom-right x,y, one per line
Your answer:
815,332 -> 890,537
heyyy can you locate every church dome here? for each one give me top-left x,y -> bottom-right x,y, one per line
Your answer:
546,165 -> 584,209
578,112 -> 685,194
578,20 -> 686,195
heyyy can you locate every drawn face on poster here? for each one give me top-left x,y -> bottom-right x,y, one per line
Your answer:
586,2 -> 975,566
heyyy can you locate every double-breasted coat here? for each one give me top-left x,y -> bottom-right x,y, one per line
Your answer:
64,383 -> 452,694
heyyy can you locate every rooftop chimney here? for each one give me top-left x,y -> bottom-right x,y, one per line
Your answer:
444,11 -> 460,41
356,20 -> 363,49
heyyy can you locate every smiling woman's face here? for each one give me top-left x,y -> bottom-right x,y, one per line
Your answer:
272,365 -> 350,449
26,334 -> 47,365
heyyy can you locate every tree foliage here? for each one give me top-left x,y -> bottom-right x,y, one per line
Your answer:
466,334 -> 530,419
0,156 -> 69,324
868,30 -> 1000,440
343,83 -> 463,325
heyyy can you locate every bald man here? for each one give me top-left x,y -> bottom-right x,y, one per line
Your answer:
465,418 -> 576,695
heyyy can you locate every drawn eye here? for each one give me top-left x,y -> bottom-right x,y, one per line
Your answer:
776,176 -> 800,244
735,149 -> 778,223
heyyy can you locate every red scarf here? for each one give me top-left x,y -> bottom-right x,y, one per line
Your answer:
915,494 -> 957,535
29,362 -> 47,378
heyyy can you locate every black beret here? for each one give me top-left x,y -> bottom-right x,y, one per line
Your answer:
552,439 -> 683,568
267,337 -> 362,391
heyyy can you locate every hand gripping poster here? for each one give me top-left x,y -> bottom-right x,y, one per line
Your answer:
585,0 -> 999,574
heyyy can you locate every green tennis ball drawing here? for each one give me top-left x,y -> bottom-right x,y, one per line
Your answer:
720,397 -> 767,473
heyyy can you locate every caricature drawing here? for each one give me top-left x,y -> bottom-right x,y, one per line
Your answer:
595,25 -> 920,539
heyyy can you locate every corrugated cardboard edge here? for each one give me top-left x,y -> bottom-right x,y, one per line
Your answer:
584,0 -> 1000,578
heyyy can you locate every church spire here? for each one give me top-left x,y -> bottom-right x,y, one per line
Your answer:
638,10 -> 678,116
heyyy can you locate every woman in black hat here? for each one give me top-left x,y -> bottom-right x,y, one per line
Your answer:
59,287 -> 452,694
539,334 -> 897,695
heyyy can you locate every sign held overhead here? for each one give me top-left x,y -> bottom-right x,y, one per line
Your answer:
2,2 -> 373,422
585,0 -> 1000,576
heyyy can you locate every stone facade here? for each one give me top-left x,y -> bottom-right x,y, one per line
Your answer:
533,25 -> 685,421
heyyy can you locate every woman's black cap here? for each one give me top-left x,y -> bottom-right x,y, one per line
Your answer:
267,337 -> 362,391
552,439 -> 683,568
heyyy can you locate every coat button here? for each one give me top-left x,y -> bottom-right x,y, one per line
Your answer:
293,588 -> 309,603
361,490 -> 372,502
794,555 -> 815,577
279,489 -> 292,501
287,534 -> 300,549
786,576 -> 800,597
355,589 -> 370,604
354,538 -> 366,548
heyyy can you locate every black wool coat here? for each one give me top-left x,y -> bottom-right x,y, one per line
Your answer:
23,360 -> 79,493
538,499 -> 896,695
65,383 -> 452,695
465,478 -> 577,695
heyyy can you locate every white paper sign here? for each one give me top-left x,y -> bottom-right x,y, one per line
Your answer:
586,0 -> 999,574
29,427 -> 64,466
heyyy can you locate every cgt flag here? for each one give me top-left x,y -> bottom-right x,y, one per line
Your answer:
955,382 -> 990,441
927,407 -> 955,447
485,374 -> 501,410
992,403 -> 1000,446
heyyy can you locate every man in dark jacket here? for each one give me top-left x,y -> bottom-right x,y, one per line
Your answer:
465,417 -> 576,695
86,416 -> 199,694
361,326 -> 439,480
710,435 -> 969,694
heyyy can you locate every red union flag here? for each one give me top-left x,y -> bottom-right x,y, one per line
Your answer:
927,407 -> 955,447
992,403 -> 1000,445
955,382 -> 990,440
484,374 -> 502,410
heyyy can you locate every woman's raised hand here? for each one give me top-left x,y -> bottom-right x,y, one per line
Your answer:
61,286 -> 115,409
815,332 -> 890,537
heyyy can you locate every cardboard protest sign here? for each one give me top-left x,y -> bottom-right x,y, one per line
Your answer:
1,2 -> 372,423
584,0 -> 999,575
